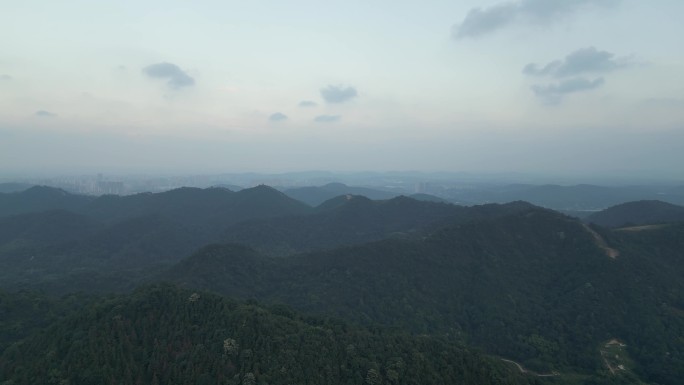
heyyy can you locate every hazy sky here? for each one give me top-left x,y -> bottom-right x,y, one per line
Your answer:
1,0 -> 683,177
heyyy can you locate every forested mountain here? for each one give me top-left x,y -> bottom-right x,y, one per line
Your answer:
444,184 -> 684,210
164,208 -> 684,384
0,185 -> 312,224
0,209 -> 203,293
586,200 -> 684,228
2,191 -> 528,292
83,185 -> 312,225
0,209 -> 101,248
0,284 -> 537,385
0,290 -> 93,353
408,193 -> 449,203
0,185 -> 314,292
0,186 -> 93,217
219,198 -> 542,256
219,195 -> 466,255
0,192 -> 471,291
1,185 -> 683,383
284,183 -> 397,206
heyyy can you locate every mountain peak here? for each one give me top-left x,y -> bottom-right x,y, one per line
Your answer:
316,194 -> 373,212
587,199 -> 684,228
236,185 -> 294,202
22,185 -> 71,197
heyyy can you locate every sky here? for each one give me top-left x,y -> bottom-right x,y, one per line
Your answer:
1,0 -> 683,178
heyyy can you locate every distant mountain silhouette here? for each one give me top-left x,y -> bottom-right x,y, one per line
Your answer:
586,200 -> 684,228
83,185 -> 309,225
409,193 -> 449,203
219,195 -> 465,255
0,186 -> 92,217
210,183 -> 243,191
445,183 -> 684,209
284,183 -> 397,206
0,185 -> 313,292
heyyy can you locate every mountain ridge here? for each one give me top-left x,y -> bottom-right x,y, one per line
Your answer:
586,200 -> 684,228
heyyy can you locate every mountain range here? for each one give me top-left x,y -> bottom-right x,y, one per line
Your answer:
1,185 -> 684,383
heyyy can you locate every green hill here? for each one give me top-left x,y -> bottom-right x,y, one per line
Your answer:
284,183 -> 397,206
586,200 -> 684,228
2,188 -> 683,383
0,186 -> 314,292
220,195 -> 466,255
0,210 -> 101,249
164,208 -> 684,384
83,185 -> 312,226
0,186 -> 93,218
0,284 -> 535,385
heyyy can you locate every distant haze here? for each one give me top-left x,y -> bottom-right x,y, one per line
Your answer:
1,1 -> 683,178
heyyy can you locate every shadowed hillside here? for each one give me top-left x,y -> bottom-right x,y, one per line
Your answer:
284,183 -> 397,206
220,195 -> 467,255
164,208 -> 684,384
586,200 -> 684,228
0,186 -> 93,217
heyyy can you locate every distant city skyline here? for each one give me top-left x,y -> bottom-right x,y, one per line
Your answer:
1,0 -> 683,178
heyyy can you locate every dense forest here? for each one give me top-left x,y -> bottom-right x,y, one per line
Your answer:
162,210 -> 684,383
0,285 -> 537,385
1,186 -> 683,384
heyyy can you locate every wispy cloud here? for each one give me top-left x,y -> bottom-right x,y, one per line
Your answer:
314,115 -> 341,123
523,47 -> 633,78
453,0 -> 620,39
0,74 -> 12,81
269,112 -> 288,122
524,47 -> 633,104
298,100 -> 318,107
35,110 -> 57,118
142,62 -> 195,89
320,85 -> 358,104
532,77 -> 604,105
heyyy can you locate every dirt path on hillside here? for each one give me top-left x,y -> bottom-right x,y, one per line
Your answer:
500,359 -> 560,377
582,224 -> 620,259
616,224 -> 667,232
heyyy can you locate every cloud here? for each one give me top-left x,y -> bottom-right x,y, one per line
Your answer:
298,100 -> 318,107
523,47 -> 632,78
269,112 -> 288,122
142,62 -> 195,89
531,77 -> 604,104
35,110 -> 57,117
0,74 -> 12,81
320,85 -> 358,103
314,115 -> 341,123
454,2 -> 518,39
524,47 -> 633,104
453,0 -> 620,38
